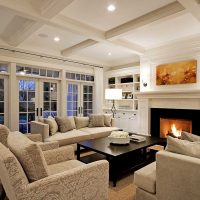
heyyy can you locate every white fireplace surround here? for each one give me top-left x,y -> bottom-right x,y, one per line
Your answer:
136,90 -> 200,135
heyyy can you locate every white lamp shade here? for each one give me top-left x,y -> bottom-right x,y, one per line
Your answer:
105,89 -> 122,100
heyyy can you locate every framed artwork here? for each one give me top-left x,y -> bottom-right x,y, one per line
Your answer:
156,59 -> 197,85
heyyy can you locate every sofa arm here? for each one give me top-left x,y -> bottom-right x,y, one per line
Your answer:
26,133 -> 42,142
156,150 -> 200,200
39,141 -> 59,151
30,121 -> 49,141
24,160 -> 109,200
43,145 -> 75,165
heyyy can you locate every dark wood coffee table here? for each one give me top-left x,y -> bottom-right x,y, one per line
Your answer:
77,135 -> 165,187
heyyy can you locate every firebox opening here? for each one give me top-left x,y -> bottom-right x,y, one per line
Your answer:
160,118 -> 192,138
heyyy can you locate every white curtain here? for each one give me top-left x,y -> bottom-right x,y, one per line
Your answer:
93,67 -> 104,114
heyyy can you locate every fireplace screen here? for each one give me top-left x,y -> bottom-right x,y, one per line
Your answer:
160,118 -> 192,138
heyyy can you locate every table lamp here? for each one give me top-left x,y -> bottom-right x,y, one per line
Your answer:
105,88 -> 122,118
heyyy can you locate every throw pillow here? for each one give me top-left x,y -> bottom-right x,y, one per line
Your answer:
104,114 -> 112,127
44,117 -> 58,135
181,131 -> 200,142
74,117 -> 89,129
166,136 -> 200,159
7,131 -> 49,182
0,124 -> 10,147
55,116 -> 74,133
68,116 -> 76,129
88,114 -> 105,127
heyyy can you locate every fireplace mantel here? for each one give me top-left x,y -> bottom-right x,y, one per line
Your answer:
135,90 -> 200,99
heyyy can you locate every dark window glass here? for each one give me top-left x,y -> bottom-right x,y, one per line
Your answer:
32,68 -> 39,75
40,69 -> 46,76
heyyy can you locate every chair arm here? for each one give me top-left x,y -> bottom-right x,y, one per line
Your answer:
23,160 -> 109,200
38,141 -> 59,151
26,133 -> 42,142
156,150 -> 200,200
30,121 -> 49,141
43,145 -> 75,165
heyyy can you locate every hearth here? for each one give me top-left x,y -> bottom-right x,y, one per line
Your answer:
151,108 -> 200,138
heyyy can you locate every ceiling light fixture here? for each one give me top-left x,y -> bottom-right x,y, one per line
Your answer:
108,52 -> 112,56
54,37 -> 60,42
107,4 -> 116,12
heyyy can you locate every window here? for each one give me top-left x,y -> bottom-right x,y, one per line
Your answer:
66,72 -> 94,82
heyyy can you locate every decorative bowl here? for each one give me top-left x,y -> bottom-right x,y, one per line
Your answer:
108,131 -> 130,144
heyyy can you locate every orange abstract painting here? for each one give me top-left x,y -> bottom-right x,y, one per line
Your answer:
156,60 -> 197,85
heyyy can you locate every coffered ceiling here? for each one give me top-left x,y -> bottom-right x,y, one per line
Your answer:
0,0 -> 200,67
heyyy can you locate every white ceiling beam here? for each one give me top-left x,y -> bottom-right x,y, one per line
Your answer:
61,39 -> 98,56
111,39 -> 145,55
105,1 -> 185,40
177,0 -> 200,21
0,0 -> 75,46
30,0 -> 74,18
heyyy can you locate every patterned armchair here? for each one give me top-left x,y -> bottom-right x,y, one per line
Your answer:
0,132 -> 109,200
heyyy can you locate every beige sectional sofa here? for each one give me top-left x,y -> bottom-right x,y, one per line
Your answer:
31,116 -> 119,148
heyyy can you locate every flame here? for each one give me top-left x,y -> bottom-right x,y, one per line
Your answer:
171,124 -> 182,137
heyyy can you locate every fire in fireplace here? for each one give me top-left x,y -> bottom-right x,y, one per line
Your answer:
160,118 -> 192,138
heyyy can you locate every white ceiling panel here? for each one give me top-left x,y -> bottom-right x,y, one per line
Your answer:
0,7 -> 16,34
123,13 -> 200,49
19,25 -> 88,56
70,43 -> 140,66
61,0 -> 175,31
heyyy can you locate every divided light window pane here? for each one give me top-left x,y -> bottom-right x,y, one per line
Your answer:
0,64 -> 8,73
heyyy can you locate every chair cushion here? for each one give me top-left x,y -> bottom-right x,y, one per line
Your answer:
88,114 -> 105,127
44,117 -> 58,135
166,136 -> 200,159
181,131 -> 200,142
74,117 -> 89,129
7,132 -> 49,182
0,125 -> 10,147
55,116 -> 74,133
104,114 -> 112,127
48,160 -> 85,175
134,162 -> 156,194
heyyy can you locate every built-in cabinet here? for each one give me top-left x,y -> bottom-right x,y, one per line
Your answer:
104,66 -> 140,133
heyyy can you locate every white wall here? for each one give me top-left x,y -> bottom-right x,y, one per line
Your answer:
138,36 -> 200,135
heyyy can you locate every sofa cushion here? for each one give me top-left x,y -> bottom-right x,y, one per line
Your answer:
45,130 -> 90,146
166,136 -> 200,159
44,117 -> 58,135
0,124 -> 10,147
134,162 -> 156,194
74,117 -> 89,129
7,132 -> 49,182
48,160 -> 85,175
55,116 -> 74,133
88,114 -> 105,127
181,131 -> 200,142
80,127 -> 119,139
104,114 -> 112,127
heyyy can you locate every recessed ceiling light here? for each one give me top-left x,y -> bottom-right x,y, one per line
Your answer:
108,52 -> 112,56
54,37 -> 60,42
107,4 -> 116,12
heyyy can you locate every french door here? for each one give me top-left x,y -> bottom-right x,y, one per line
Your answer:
66,82 -> 93,117
18,78 -> 59,133
0,75 -> 8,126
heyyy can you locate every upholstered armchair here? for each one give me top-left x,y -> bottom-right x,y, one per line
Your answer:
134,150 -> 200,200
0,132 -> 109,200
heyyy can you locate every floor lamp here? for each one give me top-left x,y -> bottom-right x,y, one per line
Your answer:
105,89 -> 122,118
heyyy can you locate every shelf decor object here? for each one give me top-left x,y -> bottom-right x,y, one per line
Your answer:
105,88 -> 122,117
156,59 -> 197,85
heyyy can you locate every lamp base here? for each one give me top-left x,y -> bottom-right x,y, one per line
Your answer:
111,99 -> 116,118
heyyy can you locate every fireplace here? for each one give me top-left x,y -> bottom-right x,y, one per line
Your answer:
151,108 -> 200,138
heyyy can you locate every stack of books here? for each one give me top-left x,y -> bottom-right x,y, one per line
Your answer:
130,135 -> 146,143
